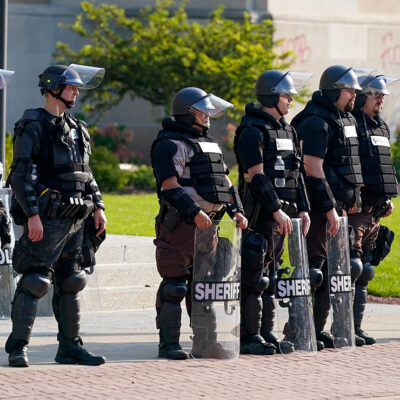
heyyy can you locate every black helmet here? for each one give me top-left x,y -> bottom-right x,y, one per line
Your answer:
171,87 -> 232,127
320,65 -> 361,103
38,65 -> 83,93
355,74 -> 399,108
255,70 -> 297,107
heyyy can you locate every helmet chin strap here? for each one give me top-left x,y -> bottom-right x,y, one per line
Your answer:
275,104 -> 284,117
48,86 -> 74,109
192,121 -> 209,135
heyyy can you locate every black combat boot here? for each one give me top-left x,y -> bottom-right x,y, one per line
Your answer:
316,331 -> 335,349
158,302 -> 188,360
7,341 -> 29,368
55,337 -> 106,365
355,327 -> 376,345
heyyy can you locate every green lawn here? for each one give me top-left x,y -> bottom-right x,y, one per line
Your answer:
103,193 -> 400,297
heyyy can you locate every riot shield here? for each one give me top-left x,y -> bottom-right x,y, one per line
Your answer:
327,216 -> 355,350
191,220 -> 241,359
0,188 -> 17,318
275,218 -> 317,354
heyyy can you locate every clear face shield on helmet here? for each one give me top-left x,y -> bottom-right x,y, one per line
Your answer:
0,69 -> 15,90
62,64 -> 105,89
271,72 -> 314,95
331,67 -> 371,90
358,74 -> 400,97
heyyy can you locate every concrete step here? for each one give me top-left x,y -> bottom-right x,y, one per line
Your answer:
96,235 -> 156,265
80,286 -> 159,312
85,263 -> 161,288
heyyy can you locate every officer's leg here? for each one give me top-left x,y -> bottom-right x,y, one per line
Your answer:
308,257 -> 334,350
53,226 -> 105,365
240,231 -> 275,355
354,259 -> 376,345
350,250 -> 366,346
157,277 -> 189,360
5,271 -> 52,367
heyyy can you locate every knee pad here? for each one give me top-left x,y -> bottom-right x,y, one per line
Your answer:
350,257 -> 363,282
309,257 -> 324,289
20,273 -> 52,299
257,276 -> 270,292
60,270 -> 87,294
358,263 -> 374,286
160,277 -> 188,304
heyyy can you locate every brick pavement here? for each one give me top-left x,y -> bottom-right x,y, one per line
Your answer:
0,343 -> 400,400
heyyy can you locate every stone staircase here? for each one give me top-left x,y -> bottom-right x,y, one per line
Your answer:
37,235 -> 160,316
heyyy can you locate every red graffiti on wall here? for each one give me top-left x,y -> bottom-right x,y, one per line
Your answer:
380,32 -> 400,68
278,34 -> 312,64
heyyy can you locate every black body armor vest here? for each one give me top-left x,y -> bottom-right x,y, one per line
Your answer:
352,109 -> 398,204
292,92 -> 363,205
151,119 -> 230,204
235,104 -> 300,204
14,108 -> 91,193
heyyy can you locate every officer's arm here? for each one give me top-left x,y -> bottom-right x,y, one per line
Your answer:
11,122 -> 43,241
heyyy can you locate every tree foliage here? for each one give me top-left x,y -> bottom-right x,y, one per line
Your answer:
54,0 -> 295,122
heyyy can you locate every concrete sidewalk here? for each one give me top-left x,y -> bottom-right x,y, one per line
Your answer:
0,303 -> 399,400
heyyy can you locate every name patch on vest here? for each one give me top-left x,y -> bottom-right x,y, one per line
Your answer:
193,281 -> 240,301
275,138 -> 293,151
344,125 -> 357,138
275,278 -> 311,299
198,142 -> 222,154
370,136 -> 390,147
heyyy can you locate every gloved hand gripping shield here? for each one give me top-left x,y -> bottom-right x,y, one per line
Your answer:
191,220 -> 241,359
0,69 -> 15,90
327,216 -> 355,350
275,218 -> 317,354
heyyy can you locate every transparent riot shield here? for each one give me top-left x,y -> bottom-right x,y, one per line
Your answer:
191,220 -> 241,359
0,187 -> 17,318
275,218 -> 317,354
327,216 -> 355,350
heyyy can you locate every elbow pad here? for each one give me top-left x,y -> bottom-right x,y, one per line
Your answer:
161,188 -> 201,221
296,174 -> 311,213
304,176 -> 336,213
250,174 -> 281,215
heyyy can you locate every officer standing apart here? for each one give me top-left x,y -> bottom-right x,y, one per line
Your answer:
349,74 -> 399,345
292,65 -> 365,349
151,87 -> 247,360
234,70 -> 311,355
5,64 -> 107,367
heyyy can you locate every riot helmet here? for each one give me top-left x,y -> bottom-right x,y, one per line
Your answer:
38,64 -> 105,108
355,74 -> 399,108
171,87 -> 233,131
256,70 -> 313,114
319,65 -> 361,103
0,69 -> 15,90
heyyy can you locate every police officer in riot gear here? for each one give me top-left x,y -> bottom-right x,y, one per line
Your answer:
151,87 -> 247,360
5,64 -> 107,367
292,65 -> 365,349
349,74 -> 398,345
234,70 -> 311,355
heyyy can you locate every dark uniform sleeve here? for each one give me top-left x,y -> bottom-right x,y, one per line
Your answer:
236,126 -> 264,170
86,175 -> 105,210
10,121 -> 41,217
151,139 -> 179,184
297,116 -> 329,158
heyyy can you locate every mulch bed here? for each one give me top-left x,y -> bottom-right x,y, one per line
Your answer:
367,295 -> 400,305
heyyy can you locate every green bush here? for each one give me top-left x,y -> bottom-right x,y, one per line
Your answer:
89,146 -> 129,192
130,165 -> 157,189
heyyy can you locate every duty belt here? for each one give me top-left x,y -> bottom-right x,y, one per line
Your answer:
44,191 -> 94,219
207,208 -> 226,221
